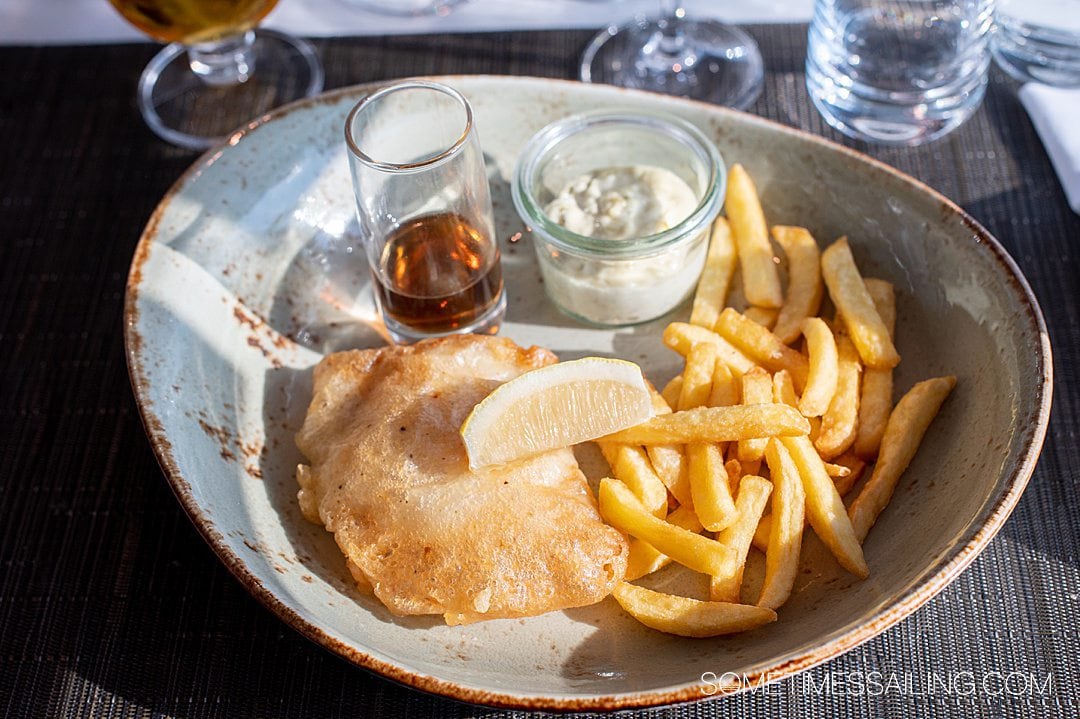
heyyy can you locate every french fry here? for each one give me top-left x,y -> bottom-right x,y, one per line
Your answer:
599,478 -> 735,577
743,306 -> 779,329
714,308 -> 809,390
711,475 -> 772,603
854,279 -> 897,459
625,505 -> 704,580
815,335 -> 862,460
661,375 -> 684,409
648,446 -> 692,508
780,435 -> 868,578
709,361 -> 740,407
758,439 -> 806,609
772,369 -> 798,407
864,278 -> 896,335
726,164 -> 783,308
797,317 -> 839,418
724,458 -> 743,493
648,383 -> 673,414
738,368 -> 773,462
751,459 -> 859,553
724,446 -> 761,480
600,404 -> 810,445
821,238 -> 900,369
646,384 -> 692,507
853,370 -> 892,459
825,459 -> 851,475
663,322 -> 756,376
687,443 -> 738,532
824,462 -> 851,478
831,451 -> 867,496
625,540 -> 666,583
771,225 -> 824,344
752,515 -> 771,553
848,376 -> 956,542
611,581 -> 777,638
597,443 -> 669,519
679,342 -> 717,410
689,217 -> 737,330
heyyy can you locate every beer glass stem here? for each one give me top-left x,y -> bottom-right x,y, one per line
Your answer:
187,30 -> 257,87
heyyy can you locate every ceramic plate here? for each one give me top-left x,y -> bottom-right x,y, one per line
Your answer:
125,76 -> 1052,711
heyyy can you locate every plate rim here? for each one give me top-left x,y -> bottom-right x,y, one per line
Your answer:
123,75 -> 1054,711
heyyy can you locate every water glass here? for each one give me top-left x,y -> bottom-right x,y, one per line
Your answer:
992,0 -> 1080,86
807,0 -> 995,145
345,81 -> 505,343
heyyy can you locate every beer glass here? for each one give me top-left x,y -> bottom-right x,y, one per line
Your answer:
345,81 -> 506,343
108,0 -> 324,150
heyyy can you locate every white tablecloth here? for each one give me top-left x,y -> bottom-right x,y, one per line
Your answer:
1,0 -> 812,46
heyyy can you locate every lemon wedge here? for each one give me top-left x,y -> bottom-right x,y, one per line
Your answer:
461,357 -> 654,469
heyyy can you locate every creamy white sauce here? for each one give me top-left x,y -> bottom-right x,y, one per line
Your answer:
544,166 -> 698,241
538,165 -> 707,325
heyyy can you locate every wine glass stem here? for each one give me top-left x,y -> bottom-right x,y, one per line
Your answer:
659,0 -> 683,19
187,30 -> 256,87
650,0 -> 692,65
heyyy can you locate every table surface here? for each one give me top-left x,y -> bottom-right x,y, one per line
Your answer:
2,26 -> 1078,719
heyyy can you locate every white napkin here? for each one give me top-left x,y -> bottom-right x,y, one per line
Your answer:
1018,83 -> 1080,215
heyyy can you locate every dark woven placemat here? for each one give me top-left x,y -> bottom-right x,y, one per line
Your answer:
1,24 -> 1077,718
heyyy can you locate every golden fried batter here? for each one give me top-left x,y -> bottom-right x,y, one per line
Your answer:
295,335 -> 627,624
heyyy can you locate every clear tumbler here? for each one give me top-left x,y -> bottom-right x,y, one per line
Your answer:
806,0 -> 995,145
345,81 -> 505,343
992,0 -> 1080,87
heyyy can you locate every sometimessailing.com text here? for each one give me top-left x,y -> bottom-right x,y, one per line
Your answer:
701,670 -> 1056,698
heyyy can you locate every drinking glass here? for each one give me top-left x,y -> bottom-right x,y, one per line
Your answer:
344,81 -> 506,344
580,1 -> 764,110
992,0 -> 1080,87
806,0 -> 994,145
108,0 -> 324,150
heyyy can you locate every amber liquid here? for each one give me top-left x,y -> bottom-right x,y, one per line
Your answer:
109,0 -> 279,44
374,212 -> 504,335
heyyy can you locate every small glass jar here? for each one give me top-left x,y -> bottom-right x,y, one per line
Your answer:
512,112 -> 725,326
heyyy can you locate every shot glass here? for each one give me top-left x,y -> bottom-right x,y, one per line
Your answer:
345,81 -> 505,343
806,0 -> 994,145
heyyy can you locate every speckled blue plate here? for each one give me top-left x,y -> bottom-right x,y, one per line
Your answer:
124,76 -> 1051,711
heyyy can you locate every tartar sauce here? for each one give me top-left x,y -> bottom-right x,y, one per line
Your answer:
544,166 -> 699,241
538,165 -> 708,325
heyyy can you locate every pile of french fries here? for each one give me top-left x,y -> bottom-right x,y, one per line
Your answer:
596,164 -> 956,638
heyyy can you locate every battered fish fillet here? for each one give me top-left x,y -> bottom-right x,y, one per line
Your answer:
295,335 -> 628,624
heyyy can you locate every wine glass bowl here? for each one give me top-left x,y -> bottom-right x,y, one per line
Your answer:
108,0 -> 324,150
580,3 -> 764,111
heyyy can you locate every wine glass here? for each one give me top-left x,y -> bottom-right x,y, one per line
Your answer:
108,0 -> 324,150
580,1 -> 764,110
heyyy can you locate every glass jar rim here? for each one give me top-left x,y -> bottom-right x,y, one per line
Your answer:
511,111 -> 726,258
344,80 -> 473,172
